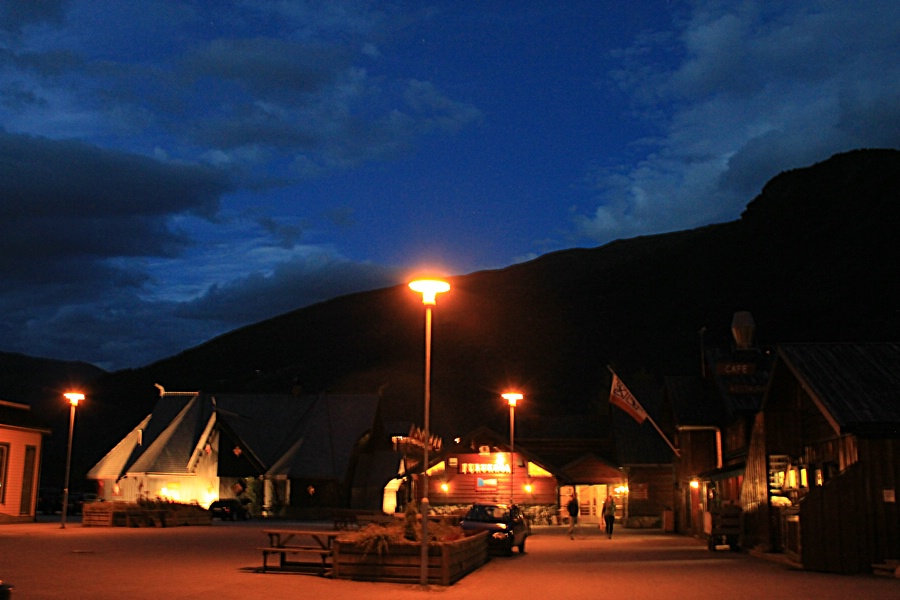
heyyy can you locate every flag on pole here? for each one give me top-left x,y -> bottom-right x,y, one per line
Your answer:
609,369 -> 649,424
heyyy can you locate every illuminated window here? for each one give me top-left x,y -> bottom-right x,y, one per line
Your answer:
787,468 -> 798,489
799,468 -> 808,488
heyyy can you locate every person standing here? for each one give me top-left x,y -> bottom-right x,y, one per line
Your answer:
602,495 -> 616,538
566,492 -> 579,539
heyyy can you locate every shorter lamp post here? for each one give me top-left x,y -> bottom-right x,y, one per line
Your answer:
502,392 -> 522,504
61,392 -> 84,529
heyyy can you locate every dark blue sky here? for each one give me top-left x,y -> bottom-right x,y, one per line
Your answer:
2,1 -> 898,370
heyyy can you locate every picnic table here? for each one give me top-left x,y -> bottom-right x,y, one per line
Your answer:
260,528 -> 341,575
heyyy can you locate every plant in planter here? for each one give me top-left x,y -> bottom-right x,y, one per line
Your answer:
332,519 -> 484,585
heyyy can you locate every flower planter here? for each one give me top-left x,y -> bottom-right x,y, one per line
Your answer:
81,502 -> 211,527
332,530 -> 488,585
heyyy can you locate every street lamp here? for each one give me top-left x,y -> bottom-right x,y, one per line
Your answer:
502,392 -> 523,504
61,391 -> 84,529
408,278 -> 450,586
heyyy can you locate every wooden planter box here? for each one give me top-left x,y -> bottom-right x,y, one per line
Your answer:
82,502 -> 211,527
332,531 -> 487,585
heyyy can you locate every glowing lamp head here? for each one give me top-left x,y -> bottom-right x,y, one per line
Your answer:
64,392 -> 85,407
502,392 -> 523,407
408,279 -> 450,305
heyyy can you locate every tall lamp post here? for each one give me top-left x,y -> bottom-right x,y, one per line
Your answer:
408,278 -> 450,586
502,392 -> 522,504
61,391 -> 84,529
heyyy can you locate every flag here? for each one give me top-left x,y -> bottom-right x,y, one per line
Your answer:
609,370 -> 649,424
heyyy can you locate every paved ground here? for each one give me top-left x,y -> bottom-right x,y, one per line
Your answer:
1,518 -> 897,599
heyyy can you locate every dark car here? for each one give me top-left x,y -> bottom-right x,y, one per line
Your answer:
460,503 -> 530,555
209,497 -> 251,521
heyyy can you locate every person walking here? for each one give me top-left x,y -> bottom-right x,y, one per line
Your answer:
566,492 -> 579,539
602,495 -> 616,538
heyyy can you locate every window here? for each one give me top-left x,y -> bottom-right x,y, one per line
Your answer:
0,443 -> 9,504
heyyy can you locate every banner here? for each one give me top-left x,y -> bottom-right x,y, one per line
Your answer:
609,371 -> 649,423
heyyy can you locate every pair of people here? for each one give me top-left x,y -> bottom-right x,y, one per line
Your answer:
566,493 -> 616,539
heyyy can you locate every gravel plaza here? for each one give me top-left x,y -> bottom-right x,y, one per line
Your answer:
1,518 -> 898,600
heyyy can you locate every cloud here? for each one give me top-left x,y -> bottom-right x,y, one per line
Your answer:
0,131 -> 230,280
0,0 -> 67,34
0,2 -> 481,370
577,1 -> 900,243
176,252 -> 400,325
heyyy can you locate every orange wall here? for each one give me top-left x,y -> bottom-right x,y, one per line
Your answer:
0,426 -> 43,520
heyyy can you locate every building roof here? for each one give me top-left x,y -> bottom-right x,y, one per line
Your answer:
775,343 -> 900,436
0,399 -> 51,433
89,391 -> 381,482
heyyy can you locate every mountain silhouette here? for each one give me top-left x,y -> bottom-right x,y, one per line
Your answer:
4,148 -> 899,488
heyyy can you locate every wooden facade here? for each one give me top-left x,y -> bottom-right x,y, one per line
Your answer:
427,451 -> 557,506
741,344 -> 900,573
0,400 -> 50,523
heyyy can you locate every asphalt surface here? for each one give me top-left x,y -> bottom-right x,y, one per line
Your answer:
1,518 -> 897,599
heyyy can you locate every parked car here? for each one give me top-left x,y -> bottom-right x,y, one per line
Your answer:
37,488 -> 62,514
460,503 -> 530,555
209,497 -> 251,521
73,492 -> 99,514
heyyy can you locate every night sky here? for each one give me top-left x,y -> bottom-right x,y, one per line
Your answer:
2,1 -> 898,370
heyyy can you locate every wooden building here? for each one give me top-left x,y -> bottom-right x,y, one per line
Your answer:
661,311 -> 773,540
88,388 -> 394,516
0,399 -> 51,523
741,343 -> 900,573
422,407 -> 674,528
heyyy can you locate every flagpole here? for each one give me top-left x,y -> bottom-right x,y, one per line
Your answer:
606,365 -> 680,457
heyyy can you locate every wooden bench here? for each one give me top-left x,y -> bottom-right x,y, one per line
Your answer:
260,529 -> 340,575
258,546 -> 333,574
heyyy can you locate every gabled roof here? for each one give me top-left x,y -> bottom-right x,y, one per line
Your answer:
264,394 -> 379,479
129,393 -> 207,474
89,391 -> 382,482
438,425 -> 559,476
775,343 -> 900,436
87,414 -> 152,479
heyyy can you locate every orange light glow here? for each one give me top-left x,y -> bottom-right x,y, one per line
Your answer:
523,483 -> 533,494
408,279 -> 450,305
440,482 -> 450,493
502,392 -> 522,407
63,392 -> 85,406
690,479 -> 700,489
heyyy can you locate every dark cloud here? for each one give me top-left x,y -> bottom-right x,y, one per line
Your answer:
176,254 -> 399,325
181,38 -> 351,97
0,0 -> 67,34
0,132 -> 228,218
0,131 -> 235,364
